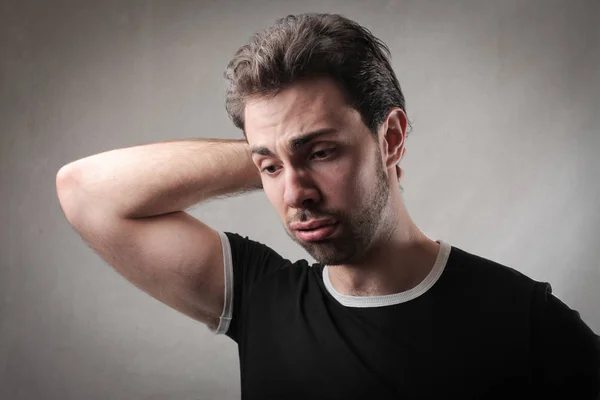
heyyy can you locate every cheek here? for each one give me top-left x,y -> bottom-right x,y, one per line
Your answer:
323,160 -> 363,201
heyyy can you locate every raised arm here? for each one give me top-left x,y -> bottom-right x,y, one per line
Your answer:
56,138 -> 262,330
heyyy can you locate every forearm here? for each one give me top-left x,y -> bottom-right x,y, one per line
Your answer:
57,138 -> 262,219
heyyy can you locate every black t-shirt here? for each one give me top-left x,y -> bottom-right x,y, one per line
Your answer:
213,232 -> 600,399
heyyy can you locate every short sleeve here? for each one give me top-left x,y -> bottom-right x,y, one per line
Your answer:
212,231 -> 290,342
530,282 -> 600,398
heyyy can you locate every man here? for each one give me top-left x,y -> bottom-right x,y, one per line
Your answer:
57,13 -> 598,399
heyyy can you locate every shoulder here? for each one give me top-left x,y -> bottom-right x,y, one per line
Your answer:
529,281 -> 600,396
222,231 -> 288,266
221,231 -> 313,279
439,244 -> 540,299
217,231 -> 315,341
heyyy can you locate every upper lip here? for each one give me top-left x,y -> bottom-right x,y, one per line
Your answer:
290,219 -> 336,231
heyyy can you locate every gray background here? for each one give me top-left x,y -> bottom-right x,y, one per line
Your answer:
1,0 -> 599,398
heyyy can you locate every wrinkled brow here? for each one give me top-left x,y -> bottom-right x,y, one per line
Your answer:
250,128 -> 338,157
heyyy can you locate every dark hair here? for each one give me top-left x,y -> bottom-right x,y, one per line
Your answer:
224,13 -> 410,138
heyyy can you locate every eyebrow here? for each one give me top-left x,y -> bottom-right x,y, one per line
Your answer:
250,128 -> 338,157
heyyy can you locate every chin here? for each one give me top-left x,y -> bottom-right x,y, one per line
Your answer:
304,242 -> 357,266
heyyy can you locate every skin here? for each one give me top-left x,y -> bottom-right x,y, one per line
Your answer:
245,76 -> 441,297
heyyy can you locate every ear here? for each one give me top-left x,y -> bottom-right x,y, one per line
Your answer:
395,147 -> 407,183
381,108 -> 407,170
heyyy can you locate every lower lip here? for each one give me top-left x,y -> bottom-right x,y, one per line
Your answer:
295,223 -> 338,242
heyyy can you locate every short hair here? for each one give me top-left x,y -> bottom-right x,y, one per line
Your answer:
224,13 -> 410,138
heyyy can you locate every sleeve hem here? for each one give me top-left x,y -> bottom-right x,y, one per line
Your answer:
210,231 -> 234,335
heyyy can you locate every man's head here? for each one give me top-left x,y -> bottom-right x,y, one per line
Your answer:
225,13 -> 408,137
225,13 -> 409,265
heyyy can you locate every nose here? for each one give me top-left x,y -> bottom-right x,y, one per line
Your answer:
283,168 -> 320,209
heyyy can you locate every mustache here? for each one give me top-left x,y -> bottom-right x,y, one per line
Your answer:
288,210 -> 339,224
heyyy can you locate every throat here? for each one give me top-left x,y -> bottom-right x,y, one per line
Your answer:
326,240 -> 440,297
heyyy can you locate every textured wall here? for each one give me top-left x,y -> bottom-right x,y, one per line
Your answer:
1,0 -> 599,398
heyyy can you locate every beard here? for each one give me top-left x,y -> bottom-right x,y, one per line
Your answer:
285,150 -> 392,266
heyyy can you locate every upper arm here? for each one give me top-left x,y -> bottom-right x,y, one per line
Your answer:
63,205 -> 227,331
531,283 -> 600,397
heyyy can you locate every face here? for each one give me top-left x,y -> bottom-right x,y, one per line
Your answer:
245,77 -> 393,266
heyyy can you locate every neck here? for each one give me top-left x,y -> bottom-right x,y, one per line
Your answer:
327,198 -> 440,297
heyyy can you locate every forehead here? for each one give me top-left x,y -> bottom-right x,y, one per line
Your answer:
244,77 -> 361,145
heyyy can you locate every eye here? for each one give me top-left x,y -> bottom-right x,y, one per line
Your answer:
261,165 -> 280,174
311,148 -> 336,160
260,148 -> 336,175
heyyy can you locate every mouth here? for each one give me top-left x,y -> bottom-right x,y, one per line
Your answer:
294,222 -> 338,242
